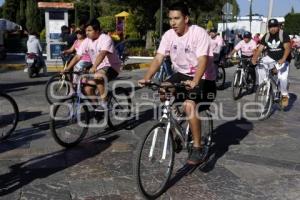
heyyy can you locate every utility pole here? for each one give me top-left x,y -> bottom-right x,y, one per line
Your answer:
160,0 -> 163,37
249,0 -> 253,33
267,0 -> 274,21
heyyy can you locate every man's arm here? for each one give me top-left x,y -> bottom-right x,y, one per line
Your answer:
65,55 -> 81,71
278,42 -> 291,65
143,53 -> 164,80
192,56 -> 208,86
252,44 -> 265,64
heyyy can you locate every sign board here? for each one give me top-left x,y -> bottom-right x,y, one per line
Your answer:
222,2 -> 233,15
49,20 -> 65,39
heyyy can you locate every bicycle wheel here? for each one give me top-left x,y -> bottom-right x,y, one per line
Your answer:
135,123 -> 175,199
107,87 -> 132,129
246,69 -> 256,94
45,73 -> 72,105
50,97 -> 89,147
255,82 -> 274,120
0,93 -> 19,140
232,70 -> 242,100
216,66 -> 226,90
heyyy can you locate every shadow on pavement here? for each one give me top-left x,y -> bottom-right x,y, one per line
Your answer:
0,135 -> 118,196
284,92 -> 297,112
200,118 -> 253,172
0,81 -> 47,91
0,127 -> 46,154
83,108 -> 155,142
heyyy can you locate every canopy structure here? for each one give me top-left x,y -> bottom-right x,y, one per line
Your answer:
115,11 -> 129,18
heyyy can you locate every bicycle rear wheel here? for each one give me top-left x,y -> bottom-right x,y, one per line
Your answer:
0,93 -> 19,140
50,97 -> 89,147
135,123 -> 174,199
216,66 -> 226,90
255,82 -> 274,120
45,73 -> 72,105
232,70 -> 242,100
107,87 -> 132,129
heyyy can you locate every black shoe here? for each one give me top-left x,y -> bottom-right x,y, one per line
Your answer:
187,147 -> 206,165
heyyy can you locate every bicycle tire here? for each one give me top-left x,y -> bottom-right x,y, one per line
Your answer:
216,66 -> 226,90
246,69 -> 256,94
232,70 -> 242,100
0,93 -> 19,140
50,97 -> 89,147
107,87 -> 132,129
45,72 -> 72,105
255,82 -> 274,120
135,123 -> 175,199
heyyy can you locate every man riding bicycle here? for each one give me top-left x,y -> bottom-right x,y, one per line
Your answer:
209,28 -> 224,64
66,19 -> 121,111
138,2 -> 216,165
252,19 -> 291,108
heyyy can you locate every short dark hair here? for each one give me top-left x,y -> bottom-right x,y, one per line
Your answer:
86,18 -> 101,32
168,2 -> 190,16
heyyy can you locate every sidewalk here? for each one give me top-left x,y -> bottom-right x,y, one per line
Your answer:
0,55 -> 151,72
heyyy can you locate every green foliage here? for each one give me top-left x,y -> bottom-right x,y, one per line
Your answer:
40,28 -> 46,40
97,16 -> 116,32
284,13 -> 300,35
25,0 -> 41,33
2,0 -> 18,21
126,11 -> 140,39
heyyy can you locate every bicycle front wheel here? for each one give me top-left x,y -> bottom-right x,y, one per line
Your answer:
255,82 -> 274,120
232,70 -> 242,100
107,87 -> 132,129
216,66 -> 226,90
0,93 -> 19,140
135,123 -> 175,199
50,97 -> 89,147
45,73 -> 72,105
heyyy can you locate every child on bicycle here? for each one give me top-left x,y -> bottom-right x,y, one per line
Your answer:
62,26 -> 92,83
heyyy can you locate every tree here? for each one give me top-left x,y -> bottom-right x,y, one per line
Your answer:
26,0 -> 41,33
2,0 -> 18,21
284,13 -> 300,35
97,16 -> 116,32
16,0 -> 26,28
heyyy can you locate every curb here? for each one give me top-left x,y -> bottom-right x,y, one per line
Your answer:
0,63 -> 151,73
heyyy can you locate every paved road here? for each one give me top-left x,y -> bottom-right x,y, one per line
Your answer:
0,64 -> 300,199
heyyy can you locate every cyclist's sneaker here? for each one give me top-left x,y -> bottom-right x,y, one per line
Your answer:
95,101 -> 108,112
281,96 -> 289,108
187,146 -> 206,165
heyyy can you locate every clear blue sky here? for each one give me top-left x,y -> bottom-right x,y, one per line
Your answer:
237,0 -> 300,17
0,0 -> 3,7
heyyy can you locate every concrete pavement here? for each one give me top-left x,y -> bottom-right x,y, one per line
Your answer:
0,64 -> 300,199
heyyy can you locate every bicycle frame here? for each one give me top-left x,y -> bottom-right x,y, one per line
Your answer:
149,96 -> 189,161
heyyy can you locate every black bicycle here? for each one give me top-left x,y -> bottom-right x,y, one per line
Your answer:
232,57 -> 256,100
0,92 -> 19,140
50,71 -> 132,147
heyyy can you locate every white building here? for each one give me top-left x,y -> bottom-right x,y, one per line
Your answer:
218,15 -> 285,35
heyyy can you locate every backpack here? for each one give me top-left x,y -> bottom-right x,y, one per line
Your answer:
264,29 -> 284,44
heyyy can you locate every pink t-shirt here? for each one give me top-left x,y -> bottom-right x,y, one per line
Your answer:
157,25 -> 215,80
77,34 -> 121,72
73,39 -> 91,62
234,39 -> 257,57
210,35 -> 224,54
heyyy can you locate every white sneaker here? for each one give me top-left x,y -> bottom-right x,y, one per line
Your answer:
24,68 -> 28,72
